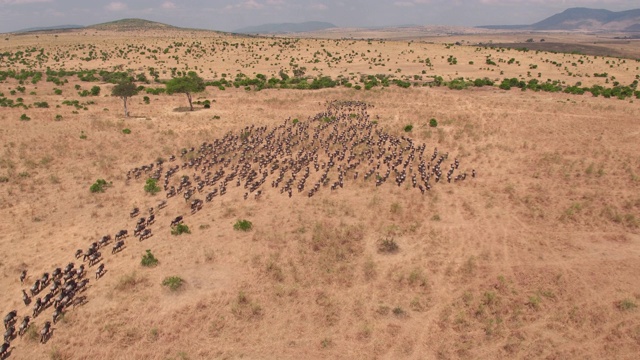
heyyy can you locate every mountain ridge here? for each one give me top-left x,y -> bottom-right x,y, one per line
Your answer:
479,7 -> 640,31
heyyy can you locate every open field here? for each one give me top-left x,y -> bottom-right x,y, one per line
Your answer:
0,27 -> 639,359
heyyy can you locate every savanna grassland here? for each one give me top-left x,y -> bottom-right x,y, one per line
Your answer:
0,24 -> 639,359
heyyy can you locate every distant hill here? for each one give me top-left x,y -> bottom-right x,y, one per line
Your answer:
479,7 -> 640,32
234,21 -> 336,34
87,18 -> 177,31
14,24 -> 84,33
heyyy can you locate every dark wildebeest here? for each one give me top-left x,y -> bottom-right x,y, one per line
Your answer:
3,311 -> 17,330
40,321 -> 51,343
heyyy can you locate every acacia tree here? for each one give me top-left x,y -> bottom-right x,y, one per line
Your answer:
165,71 -> 206,111
111,81 -> 139,117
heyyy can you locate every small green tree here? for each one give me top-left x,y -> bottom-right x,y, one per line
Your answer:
144,178 -> 161,195
90,85 -> 101,96
165,71 -> 206,111
111,81 -> 139,117
171,223 -> 191,235
141,250 -> 159,267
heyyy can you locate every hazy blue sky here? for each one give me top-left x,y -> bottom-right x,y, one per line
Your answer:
0,0 -> 637,33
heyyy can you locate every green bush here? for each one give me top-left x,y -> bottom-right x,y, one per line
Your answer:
144,178 -> 161,195
122,128 -> 131,134
171,223 -> 191,235
403,124 -> 413,132
143,96 -> 150,104
141,250 -> 159,267
162,276 -> 184,291
90,85 -> 101,96
20,113 -> 30,121
429,118 -> 438,127
233,219 -> 253,232
34,101 -> 49,108
89,178 -> 109,193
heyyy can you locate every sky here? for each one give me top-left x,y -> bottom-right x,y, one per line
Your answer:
0,0 -> 637,33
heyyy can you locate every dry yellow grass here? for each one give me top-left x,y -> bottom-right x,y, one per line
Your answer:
0,28 -> 639,359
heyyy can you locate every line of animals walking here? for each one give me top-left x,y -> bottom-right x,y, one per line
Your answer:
2,101 -> 475,359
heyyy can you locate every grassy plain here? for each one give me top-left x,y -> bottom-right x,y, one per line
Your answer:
0,26 -> 639,359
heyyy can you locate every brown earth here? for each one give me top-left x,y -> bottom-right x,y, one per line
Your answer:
0,28 -> 639,360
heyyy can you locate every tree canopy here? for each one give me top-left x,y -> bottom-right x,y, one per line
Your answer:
111,81 -> 139,117
165,71 -> 206,111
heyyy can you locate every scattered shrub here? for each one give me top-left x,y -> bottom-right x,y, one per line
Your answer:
378,237 -> 399,253
20,113 -> 30,121
144,178 -> 161,195
171,223 -> 191,235
141,250 -> 159,267
162,276 -> 184,291
89,178 -> 109,193
403,124 -> 413,132
54,114 -> 63,121
122,128 -> 131,134
233,219 -> 253,231
617,299 -> 637,311
429,118 -> 438,127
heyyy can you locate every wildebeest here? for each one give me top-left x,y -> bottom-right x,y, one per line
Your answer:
63,262 -> 74,275
75,249 -> 83,259
3,325 -> 14,342
0,341 -> 9,358
95,264 -> 105,279
115,229 -> 128,240
3,312 -> 16,330
18,316 -> 30,336
40,273 -> 49,287
146,214 -> 155,226
130,207 -> 140,218
21,290 -> 30,306
30,280 -> 41,296
19,270 -> 26,284
88,252 -> 102,266
99,235 -> 111,247
139,229 -> 152,241
157,200 -> 167,209
170,216 -> 183,227
134,223 -> 146,236
40,321 -> 51,343
32,298 -> 42,318
77,265 -> 85,279
112,240 -> 125,254
52,305 -> 64,324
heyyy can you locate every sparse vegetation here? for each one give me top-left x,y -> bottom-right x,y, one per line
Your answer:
617,299 -> 637,311
141,250 -> 159,267
233,219 -> 253,231
162,276 -> 184,291
144,178 -> 161,195
89,178 -> 110,193
171,223 -> 191,235
377,237 -> 399,253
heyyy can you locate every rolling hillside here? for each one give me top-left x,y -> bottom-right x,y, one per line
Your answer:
480,7 -> 640,32
234,21 -> 337,34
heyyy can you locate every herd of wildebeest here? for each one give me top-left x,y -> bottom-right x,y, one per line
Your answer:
2,100 -> 474,358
